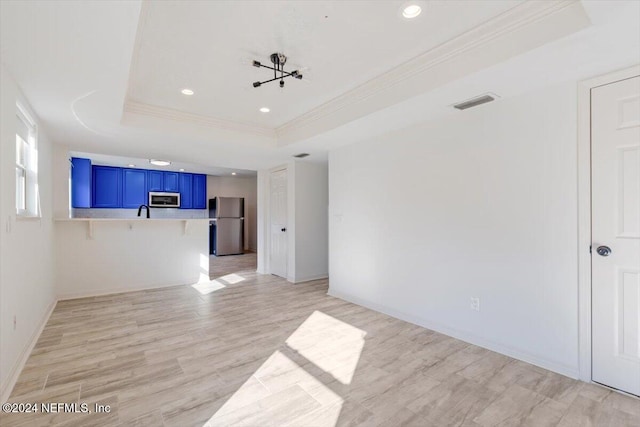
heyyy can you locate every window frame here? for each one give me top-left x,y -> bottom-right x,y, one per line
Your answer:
15,103 -> 39,218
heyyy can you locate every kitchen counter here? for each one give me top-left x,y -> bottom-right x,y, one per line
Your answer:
55,218 -> 209,238
54,218 -> 210,299
56,218 -> 209,221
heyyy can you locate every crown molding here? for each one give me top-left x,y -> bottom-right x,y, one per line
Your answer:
275,0 -> 590,144
124,0 -> 589,146
123,100 -> 276,138
123,0 -> 150,112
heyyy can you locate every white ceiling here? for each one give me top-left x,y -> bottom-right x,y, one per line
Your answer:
1,1 -> 639,172
72,151 -> 256,177
128,0 -> 520,128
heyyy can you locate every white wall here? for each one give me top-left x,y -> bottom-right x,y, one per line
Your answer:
256,161 -> 329,283
207,176 -> 257,251
52,143 -> 71,219
256,170 -> 268,274
0,65 -> 56,400
328,82 -> 580,377
55,220 -> 209,299
293,162 -> 329,283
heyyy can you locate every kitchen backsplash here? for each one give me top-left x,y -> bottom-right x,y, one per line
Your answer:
72,208 -> 208,219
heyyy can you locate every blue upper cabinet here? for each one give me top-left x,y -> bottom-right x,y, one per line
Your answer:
71,157 -> 91,208
86,164 -> 207,210
92,166 -> 121,208
122,169 -> 148,208
148,170 -> 163,192
164,172 -> 179,192
193,174 -> 207,209
179,173 -> 193,209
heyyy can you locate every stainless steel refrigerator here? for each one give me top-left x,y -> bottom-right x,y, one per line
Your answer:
209,197 -> 244,256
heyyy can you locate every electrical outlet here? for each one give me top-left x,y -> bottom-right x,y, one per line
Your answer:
13,315 -> 17,330
470,297 -> 480,312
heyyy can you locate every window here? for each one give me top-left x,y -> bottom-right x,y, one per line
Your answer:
16,104 -> 39,217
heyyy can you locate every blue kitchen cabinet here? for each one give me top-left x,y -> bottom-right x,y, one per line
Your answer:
164,172 -> 179,192
86,164 -> 207,210
122,168 -> 148,208
179,173 -> 193,209
148,170 -> 164,192
92,166 -> 121,208
71,157 -> 91,208
192,174 -> 207,209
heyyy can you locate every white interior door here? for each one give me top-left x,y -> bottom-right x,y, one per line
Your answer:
592,75 -> 640,396
270,169 -> 288,278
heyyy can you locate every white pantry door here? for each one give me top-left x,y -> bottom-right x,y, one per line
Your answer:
592,75 -> 640,396
270,169 -> 288,278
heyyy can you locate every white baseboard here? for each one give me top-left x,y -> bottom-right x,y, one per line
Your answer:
292,274 -> 329,284
57,281 -> 198,301
327,289 -> 580,380
1,299 -> 57,403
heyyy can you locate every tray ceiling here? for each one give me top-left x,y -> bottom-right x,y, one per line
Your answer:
126,1 -> 521,129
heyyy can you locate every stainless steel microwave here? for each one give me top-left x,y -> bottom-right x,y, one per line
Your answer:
149,192 -> 180,208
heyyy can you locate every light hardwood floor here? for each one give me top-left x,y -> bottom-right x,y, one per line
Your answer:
2,268 -> 639,426
209,252 -> 257,279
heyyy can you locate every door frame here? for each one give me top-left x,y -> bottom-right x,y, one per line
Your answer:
258,164 -> 291,279
577,64 -> 640,383
268,166 -> 288,279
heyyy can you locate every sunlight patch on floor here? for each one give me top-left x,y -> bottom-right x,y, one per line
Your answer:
191,280 -> 226,295
204,311 -> 366,426
218,273 -> 246,284
286,310 -> 366,385
205,351 -> 343,427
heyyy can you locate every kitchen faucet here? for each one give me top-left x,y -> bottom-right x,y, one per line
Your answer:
137,204 -> 150,218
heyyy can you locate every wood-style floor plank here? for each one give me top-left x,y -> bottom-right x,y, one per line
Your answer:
2,257 -> 638,426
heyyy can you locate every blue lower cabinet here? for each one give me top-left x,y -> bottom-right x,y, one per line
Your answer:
71,157 -> 91,208
193,174 -> 207,209
122,169 -> 148,208
148,170 -> 164,192
164,172 -> 179,192
92,166 -> 121,208
179,173 -> 193,209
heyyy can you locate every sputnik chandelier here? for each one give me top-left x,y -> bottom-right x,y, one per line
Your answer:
252,53 -> 303,88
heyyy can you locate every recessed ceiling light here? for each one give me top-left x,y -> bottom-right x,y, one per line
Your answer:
231,172 -> 237,176
150,159 -> 171,166
181,88 -> 194,96
128,164 -> 136,167
259,107 -> 270,113
179,168 -> 185,172
402,4 -> 422,19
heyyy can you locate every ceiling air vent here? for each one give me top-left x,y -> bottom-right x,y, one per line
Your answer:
453,93 -> 498,111
293,153 -> 310,158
